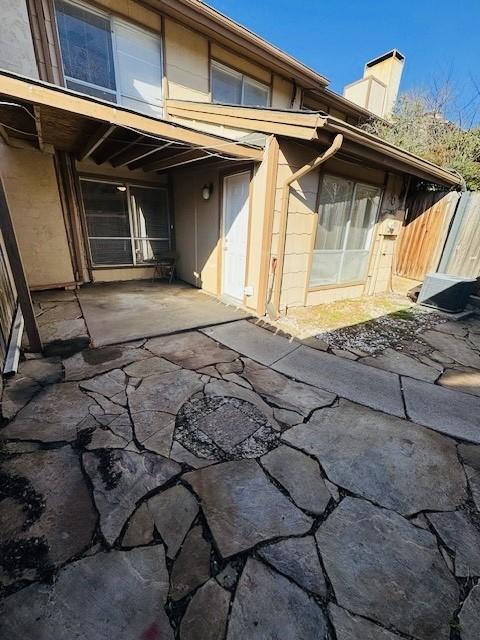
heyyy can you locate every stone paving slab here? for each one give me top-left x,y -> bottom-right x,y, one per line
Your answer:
0,547 -> 173,640
273,344 -> 405,417
316,498 -> 459,640
0,382 -> 94,443
184,460 -> 312,558
402,376 -> 480,443
282,400 -> 466,515
426,511 -> 480,577
361,347 -> 440,382
202,320 -> 299,366
0,447 -> 96,588
83,449 -> 180,544
458,584 -> 480,640
227,558 -> 327,640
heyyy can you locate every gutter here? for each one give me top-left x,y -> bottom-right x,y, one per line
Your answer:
270,133 -> 344,318
321,116 -> 462,187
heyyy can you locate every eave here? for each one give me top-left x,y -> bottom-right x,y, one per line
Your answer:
166,100 -> 462,187
0,71 -> 263,171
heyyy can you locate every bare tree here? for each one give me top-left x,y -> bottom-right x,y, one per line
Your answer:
362,82 -> 480,190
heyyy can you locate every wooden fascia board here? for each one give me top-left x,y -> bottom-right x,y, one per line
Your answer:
139,0 -> 328,88
167,104 -> 321,140
167,100 -> 322,127
320,119 -> 461,187
0,73 -> 263,161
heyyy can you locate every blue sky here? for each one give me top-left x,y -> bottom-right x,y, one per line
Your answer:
207,0 -> 480,123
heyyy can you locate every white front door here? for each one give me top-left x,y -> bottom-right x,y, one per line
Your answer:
222,171 -> 250,301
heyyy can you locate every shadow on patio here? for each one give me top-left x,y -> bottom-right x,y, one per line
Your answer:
32,281 -> 249,352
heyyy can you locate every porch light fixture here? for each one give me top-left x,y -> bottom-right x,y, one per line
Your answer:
201,183 -> 213,200
116,185 -> 127,192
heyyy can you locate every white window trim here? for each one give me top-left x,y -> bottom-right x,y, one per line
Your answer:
80,178 -> 171,268
55,0 -> 163,114
310,175 -> 383,288
211,60 -> 271,107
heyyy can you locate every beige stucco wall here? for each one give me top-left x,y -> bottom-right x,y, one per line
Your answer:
0,143 -> 74,289
172,155 -> 270,312
172,165 -> 221,295
273,140 -> 405,309
92,267 -> 155,282
0,0 -> 38,78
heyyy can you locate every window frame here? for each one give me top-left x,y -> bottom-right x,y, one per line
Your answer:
210,60 -> 271,107
79,176 -> 172,269
54,0 -> 163,114
307,173 -> 383,291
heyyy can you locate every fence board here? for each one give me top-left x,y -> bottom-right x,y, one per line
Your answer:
441,192 -> 480,278
395,191 -> 459,280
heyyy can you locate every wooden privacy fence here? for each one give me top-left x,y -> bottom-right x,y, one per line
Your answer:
395,191 -> 460,281
438,191 -> 480,278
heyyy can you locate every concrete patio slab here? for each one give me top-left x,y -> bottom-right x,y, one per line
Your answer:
77,281 -> 248,347
202,319 -> 299,365
402,376 -> 480,443
273,344 -> 405,417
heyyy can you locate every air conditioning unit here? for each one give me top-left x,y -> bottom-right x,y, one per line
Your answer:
418,273 -> 476,313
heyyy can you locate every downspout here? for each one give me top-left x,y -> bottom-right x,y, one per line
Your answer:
271,133 -> 343,318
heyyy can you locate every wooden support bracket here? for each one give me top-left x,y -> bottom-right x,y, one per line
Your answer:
0,179 -> 42,353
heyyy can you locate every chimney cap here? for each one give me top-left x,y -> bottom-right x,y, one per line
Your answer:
365,49 -> 405,68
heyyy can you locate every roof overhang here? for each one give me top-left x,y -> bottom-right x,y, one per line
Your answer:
166,100 -> 462,187
0,71 -> 263,172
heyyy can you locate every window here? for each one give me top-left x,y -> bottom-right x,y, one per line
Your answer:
55,0 -> 163,116
309,175 -> 381,287
211,61 -> 270,107
80,179 -> 171,267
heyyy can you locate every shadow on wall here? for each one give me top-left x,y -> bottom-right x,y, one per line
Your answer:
172,167 -> 221,293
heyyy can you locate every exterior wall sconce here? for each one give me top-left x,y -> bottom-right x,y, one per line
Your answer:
202,183 -> 213,200
116,185 -> 127,192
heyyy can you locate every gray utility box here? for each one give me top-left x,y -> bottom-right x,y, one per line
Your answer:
418,273 -> 476,313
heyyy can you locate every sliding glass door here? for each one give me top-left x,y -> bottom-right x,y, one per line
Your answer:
80,179 -> 171,267
309,175 -> 382,288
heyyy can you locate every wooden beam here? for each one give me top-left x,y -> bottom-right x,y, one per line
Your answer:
0,179 -> 42,352
77,123 -> 116,162
167,100 -> 323,128
101,134 -> 144,165
0,73 -> 263,161
142,148 -> 212,172
33,105 -> 44,151
113,140 -> 174,168
167,103 -> 319,140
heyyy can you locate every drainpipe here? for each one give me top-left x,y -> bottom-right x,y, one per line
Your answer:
271,133 -> 343,317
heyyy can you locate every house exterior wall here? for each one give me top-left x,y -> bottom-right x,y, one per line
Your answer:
172,165 -> 221,295
273,139 -> 405,310
0,0 -> 38,78
0,143 -> 75,289
172,144 -> 273,313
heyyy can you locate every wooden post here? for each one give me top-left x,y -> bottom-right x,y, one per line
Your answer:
0,178 -> 42,353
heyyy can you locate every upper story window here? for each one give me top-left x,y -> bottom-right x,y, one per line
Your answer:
55,0 -> 163,117
211,61 -> 270,107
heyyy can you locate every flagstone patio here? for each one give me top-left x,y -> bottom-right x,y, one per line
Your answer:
1,316 -> 480,639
